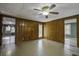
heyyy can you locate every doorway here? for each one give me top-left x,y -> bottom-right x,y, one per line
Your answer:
64,18 -> 77,47
64,18 -> 78,55
2,17 -> 15,45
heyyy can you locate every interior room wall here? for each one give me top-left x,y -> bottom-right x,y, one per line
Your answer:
77,16 -> 79,47
15,18 -> 39,43
0,14 -> 40,44
44,15 -> 79,47
44,19 -> 64,43
0,14 -> 79,47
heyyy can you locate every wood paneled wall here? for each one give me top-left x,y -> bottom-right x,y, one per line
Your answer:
0,15 -> 2,46
0,14 -> 41,44
56,20 -> 64,43
44,19 -> 64,43
77,16 -> 79,47
44,15 -> 79,47
0,14 -> 79,47
15,18 -> 39,43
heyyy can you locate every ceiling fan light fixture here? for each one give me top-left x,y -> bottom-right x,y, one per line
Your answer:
42,11 -> 49,15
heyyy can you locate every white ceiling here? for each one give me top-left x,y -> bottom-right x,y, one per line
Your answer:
0,3 -> 79,22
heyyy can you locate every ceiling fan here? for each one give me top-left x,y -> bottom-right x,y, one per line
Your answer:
34,4 -> 59,18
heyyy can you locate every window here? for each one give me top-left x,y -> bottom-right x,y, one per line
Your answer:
38,24 -> 43,38
65,24 -> 71,35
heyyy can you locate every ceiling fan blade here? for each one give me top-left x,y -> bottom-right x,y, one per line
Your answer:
42,6 -> 49,11
38,13 -> 42,15
49,4 -> 56,10
34,9 -> 41,11
50,12 -> 59,14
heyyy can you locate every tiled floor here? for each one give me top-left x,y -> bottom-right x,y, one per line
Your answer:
64,37 -> 79,56
0,39 -> 79,56
2,35 -> 15,45
65,37 -> 77,47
